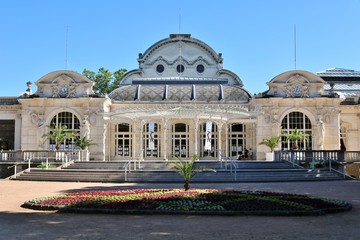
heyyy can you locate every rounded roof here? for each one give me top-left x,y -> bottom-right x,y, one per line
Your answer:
269,70 -> 325,84
264,70 -> 326,98
119,34 -> 243,86
142,34 -> 219,62
35,70 -> 93,85
109,84 -> 252,103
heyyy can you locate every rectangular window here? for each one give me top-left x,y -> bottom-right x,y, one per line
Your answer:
0,120 -> 15,150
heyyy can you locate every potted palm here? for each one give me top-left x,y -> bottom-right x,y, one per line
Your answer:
75,136 -> 94,161
286,128 -> 309,150
75,136 -> 94,150
41,124 -> 78,150
259,135 -> 281,161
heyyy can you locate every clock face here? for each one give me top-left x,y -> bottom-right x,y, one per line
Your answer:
292,84 -> 302,97
59,84 -> 69,97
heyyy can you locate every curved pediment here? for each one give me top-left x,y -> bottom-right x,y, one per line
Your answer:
119,34 -> 243,86
34,70 -> 95,98
266,70 -> 325,98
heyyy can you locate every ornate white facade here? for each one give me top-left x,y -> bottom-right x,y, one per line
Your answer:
0,34 -> 358,160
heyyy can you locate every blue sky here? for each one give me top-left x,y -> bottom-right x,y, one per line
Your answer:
1,0 -> 359,96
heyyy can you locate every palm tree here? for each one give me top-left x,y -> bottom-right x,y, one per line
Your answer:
259,135 -> 281,153
169,155 -> 215,191
41,124 -> 78,150
286,128 -> 309,150
75,136 -> 94,150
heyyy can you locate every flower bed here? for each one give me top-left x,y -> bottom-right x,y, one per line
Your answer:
21,189 -> 352,216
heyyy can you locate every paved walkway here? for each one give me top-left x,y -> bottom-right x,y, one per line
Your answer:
0,180 -> 359,240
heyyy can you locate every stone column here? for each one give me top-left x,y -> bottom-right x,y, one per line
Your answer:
193,118 -> 199,156
162,118 -> 169,160
225,123 -> 229,158
103,121 -> 108,161
140,120 -> 146,160
217,122 -> 223,161
132,121 -> 142,160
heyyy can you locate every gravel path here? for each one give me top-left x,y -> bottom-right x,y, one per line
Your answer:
0,180 -> 359,240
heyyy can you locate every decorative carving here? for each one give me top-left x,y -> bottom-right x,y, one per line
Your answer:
51,83 -> 77,98
283,83 -> 309,97
316,109 -> 331,124
30,111 -> 45,127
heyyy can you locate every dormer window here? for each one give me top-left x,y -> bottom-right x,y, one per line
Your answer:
176,64 -> 185,73
196,64 -> 205,73
156,64 -> 164,73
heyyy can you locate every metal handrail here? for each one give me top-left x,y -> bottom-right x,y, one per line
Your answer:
7,164 -> 19,179
123,160 -> 132,181
229,157 -> 239,181
279,150 -> 355,179
328,158 -> 355,179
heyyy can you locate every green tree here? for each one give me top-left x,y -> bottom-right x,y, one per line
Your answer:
82,68 -> 127,95
41,124 -> 78,150
286,128 -> 309,150
259,135 -> 281,152
169,155 -> 216,191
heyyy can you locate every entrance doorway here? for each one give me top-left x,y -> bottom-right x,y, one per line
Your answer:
199,122 -> 218,158
172,123 -> 189,158
115,123 -> 132,158
229,123 -> 246,158
143,122 -> 161,159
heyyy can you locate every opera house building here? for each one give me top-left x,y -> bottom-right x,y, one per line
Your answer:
1,34 -> 359,162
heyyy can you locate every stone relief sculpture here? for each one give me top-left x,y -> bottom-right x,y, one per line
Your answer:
30,111 -> 45,127
283,83 -> 309,98
51,83 -> 77,98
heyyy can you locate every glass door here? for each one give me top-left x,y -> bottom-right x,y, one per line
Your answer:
172,123 -> 189,158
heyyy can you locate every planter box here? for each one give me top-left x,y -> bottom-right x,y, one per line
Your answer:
266,152 -> 274,161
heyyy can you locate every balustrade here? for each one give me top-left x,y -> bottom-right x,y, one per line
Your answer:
0,150 -> 89,162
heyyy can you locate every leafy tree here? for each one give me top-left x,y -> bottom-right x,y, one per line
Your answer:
41,124 -> 78,150
259,135 -> 281,152
169,155 -> 216,191
82,68 -> 127,95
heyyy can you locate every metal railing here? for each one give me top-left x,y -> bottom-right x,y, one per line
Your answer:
123,159 -> 138,181
277,150 -> 355,179
229,157 -> 239,181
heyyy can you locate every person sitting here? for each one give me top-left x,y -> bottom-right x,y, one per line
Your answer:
244,149 -> 249,159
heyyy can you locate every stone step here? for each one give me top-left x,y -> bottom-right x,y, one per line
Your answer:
13,160 -> 346,183
13,167 -> 345,183
65,160 -> 298,170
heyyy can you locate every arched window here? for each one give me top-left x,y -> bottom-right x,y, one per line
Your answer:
281,111 -> 312,150
49,112 -> 80,150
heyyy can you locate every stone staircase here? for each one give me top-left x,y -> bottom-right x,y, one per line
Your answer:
12,160 -> 347,183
